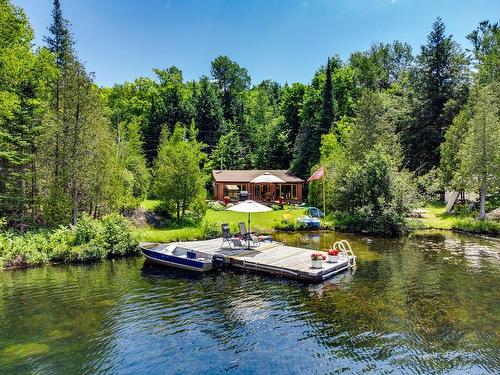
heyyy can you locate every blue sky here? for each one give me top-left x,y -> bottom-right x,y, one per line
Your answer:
13,0 -> 500,87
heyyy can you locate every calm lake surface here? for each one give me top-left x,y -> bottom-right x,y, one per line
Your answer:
1,231 -> 499,374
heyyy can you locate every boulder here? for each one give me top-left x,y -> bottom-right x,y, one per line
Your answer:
486,207 -> 500,220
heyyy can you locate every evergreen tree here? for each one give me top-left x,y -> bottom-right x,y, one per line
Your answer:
210,56 -> 251,123
0,0 -> 56,224
44,0 -> 73,69
280,83 -> 305,148
319,58 -> 334,135
291,62 -> 332,178
467,21 -> 500,84
210,122 -> 245,170
405,18 -> 470,172
195,76 -> 223,149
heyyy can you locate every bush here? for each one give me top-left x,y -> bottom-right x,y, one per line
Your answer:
274,218 -> 306,231
73,214 -> 103,245
100,213 -> 138,257
323,150 -> 416,237
0,232 -> 51,267
207,201 -> 226,211
48,227 -> 77,262
189,195 -> 208,222
271,204 -> 282,211
332,208 -> 409,237
200,221 -> 220,239
0,213 -> 138,268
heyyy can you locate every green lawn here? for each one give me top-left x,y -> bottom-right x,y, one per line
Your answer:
135,200 -> 306,243
204,207 -> 304,231
135,201 -> 498,243
416,202 -> 499,235
417,202 -> 462,229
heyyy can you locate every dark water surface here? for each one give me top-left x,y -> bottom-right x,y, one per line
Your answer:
1,231 -> 499,374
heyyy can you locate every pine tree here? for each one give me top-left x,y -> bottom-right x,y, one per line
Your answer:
0,0 -> 56,224
210,122 -> 245,170
210,56 -> 251,123
281,83 -> 305,149
405,18 -> 470,172
319,57 -> 334,135
195,76 -> 223,150
44,0 -> 74,69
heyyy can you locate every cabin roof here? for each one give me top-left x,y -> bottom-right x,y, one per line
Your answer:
212,170 -> 304,183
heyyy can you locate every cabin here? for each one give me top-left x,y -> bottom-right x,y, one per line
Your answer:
212,170 -> 304,204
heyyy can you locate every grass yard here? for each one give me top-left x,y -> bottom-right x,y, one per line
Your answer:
416,202 -> 499,235
417,202 -> 462,229
204,207 -> 304,231
134,200 -> 306,243
134,200 -> 499,243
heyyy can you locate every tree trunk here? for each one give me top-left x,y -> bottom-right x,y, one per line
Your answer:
54,80 -> 60,178
176,202 -> 180,224
71,191 -> 79,225
31,148 -> 37,222
479,179 -> 487,220
181,203 -> 185,225
70,91 -> 81,225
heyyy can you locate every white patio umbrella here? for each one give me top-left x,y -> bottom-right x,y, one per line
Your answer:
250,172 -> 285,184
227,200 -> 272,248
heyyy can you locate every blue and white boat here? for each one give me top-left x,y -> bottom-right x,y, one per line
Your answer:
297,216 -> 321,229
141,243 -> 214,272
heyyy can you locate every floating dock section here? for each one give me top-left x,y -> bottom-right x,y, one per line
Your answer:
147,238 -> 356,282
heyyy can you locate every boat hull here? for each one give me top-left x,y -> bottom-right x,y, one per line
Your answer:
142,248 -> 213,272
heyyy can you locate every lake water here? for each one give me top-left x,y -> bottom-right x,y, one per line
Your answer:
1,231 -> 499,374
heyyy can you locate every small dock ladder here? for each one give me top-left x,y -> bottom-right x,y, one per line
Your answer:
333,240 -> 356,267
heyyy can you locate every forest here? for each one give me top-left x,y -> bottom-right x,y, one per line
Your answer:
0,0 -> 499,253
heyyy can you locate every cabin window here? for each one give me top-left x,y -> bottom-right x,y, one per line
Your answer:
224,184 -> 239,199
254,184 -> 269,199
278,184 -> 297,199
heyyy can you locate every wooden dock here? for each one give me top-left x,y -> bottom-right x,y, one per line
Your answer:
157,238 -> 355,282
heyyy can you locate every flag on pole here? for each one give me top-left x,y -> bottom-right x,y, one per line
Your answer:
307,166 -> 324,182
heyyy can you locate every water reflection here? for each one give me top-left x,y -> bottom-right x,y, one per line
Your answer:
0,231 -> 498,374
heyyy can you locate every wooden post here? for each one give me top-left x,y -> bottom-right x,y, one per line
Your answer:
322,172 -> 326,217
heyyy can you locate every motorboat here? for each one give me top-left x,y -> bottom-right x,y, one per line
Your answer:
297,215 -> 321,229
141,243 -> 214,272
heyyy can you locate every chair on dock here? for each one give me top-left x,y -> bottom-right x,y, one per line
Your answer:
238,222 -> 259,247
221,223 -> 232,247
221,223 -> 245,249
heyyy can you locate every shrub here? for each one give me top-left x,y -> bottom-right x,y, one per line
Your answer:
207,201 -> 225,211
189,195 -> 208,222
332,209 -> 409,237
200,221 -> 220,239
73,214 -> 103,246
274,218 -> 306,231
271,204 -> 282,211
0,232 -> 50,267
0,213 -> 138,268
75,239 -> 107,262
47,227 -> 77,262
100,213 -> 138,257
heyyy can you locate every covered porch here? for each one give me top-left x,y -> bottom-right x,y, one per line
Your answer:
212,170 -> 304,204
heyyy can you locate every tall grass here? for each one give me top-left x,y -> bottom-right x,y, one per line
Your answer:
452,218 -> 500,236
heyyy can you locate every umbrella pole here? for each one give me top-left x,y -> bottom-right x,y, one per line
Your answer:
248,212 -> 251,249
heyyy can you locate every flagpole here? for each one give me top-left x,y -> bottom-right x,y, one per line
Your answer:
322,169 -> 326,218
